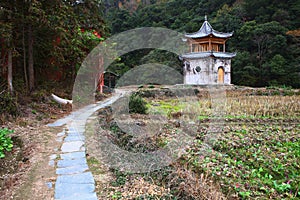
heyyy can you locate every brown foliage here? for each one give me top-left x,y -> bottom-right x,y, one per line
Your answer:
168,164 -> 227,200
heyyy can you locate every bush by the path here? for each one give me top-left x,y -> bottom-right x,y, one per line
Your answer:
0,128 -> 14,158
129,93 -> 147,114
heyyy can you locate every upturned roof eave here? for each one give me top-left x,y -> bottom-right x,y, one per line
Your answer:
184,31 -> 234,39
184,19 -> 234,39
181,52 -> 237,59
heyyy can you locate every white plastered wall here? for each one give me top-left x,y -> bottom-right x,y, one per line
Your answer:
183,57 -> 231,85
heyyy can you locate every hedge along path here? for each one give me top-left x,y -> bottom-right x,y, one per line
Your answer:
47,90 -> 125,200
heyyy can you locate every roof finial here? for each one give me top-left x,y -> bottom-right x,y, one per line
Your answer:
205,15 -> 207,21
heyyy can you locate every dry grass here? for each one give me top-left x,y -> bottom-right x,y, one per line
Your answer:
119,176 -> 171,199
168,164 -> 227,200
224,95 -> 299,117
149,91 -> 300,120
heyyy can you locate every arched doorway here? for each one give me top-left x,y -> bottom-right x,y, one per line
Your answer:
217,67 -> 224,84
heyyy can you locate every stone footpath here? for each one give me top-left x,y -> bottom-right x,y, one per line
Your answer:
47,92 -> 123,200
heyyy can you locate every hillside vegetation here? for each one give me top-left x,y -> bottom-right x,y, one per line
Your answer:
105,0 -> 300,88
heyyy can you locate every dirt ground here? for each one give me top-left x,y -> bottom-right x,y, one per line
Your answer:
0,105 -> 69,200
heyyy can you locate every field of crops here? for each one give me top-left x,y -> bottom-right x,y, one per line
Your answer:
87,87 -> 300,199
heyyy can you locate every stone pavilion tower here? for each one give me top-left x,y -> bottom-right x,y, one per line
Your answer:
180,16 -> 236,85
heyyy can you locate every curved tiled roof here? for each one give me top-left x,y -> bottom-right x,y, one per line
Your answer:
185,18 -> 233,39
180,51 -> 236,59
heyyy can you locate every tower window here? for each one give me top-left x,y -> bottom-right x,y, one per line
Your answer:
219,44 -> 224,52
192,44 -> 199,52
195,66 -> 201,72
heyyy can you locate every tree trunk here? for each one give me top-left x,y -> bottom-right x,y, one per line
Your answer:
23,26 -> 28,92
7,49 -> 13,94
28,24 -> 34,92
7,8 -> 13,94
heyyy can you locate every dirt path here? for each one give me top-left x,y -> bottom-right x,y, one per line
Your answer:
11,124 -> 63,200
1,90 -> 128,200
0,119 -> 64,200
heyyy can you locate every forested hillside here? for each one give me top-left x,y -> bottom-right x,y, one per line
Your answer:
0,0 -> 299,99
105,0 -> 300,88
0,0 -> 107,94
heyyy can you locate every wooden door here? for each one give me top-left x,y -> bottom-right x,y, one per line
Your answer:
218,67 -> 224,83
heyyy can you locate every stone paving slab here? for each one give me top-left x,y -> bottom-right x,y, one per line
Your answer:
56,172 -> 95,184
64,135 -> 85,142
56,137 -> 63,142
50,154 -> 57,160
64,130 -> 78,135
57,131 -> 66,137
56,164 -> 89,175
49,154 -> 58,167
60,152 -> 86,160
68,126 -> 85,133
57,157 -> 87,168
48,92 -> 124,200
65,132 -> 84,136
61,141 -> 85,153
67,127 -> 77,132
47,117 -> 73,127
55,183 -> 95,199
56,193 -> 98,200
49,160 -> 55,167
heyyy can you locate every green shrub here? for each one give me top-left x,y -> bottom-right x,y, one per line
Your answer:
129,93 -> 148,114
0,128 -> 14,158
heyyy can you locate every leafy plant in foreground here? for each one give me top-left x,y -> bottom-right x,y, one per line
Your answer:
0,128 -> 14,158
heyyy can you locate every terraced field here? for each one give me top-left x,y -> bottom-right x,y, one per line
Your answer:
86,87 -> 300,199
